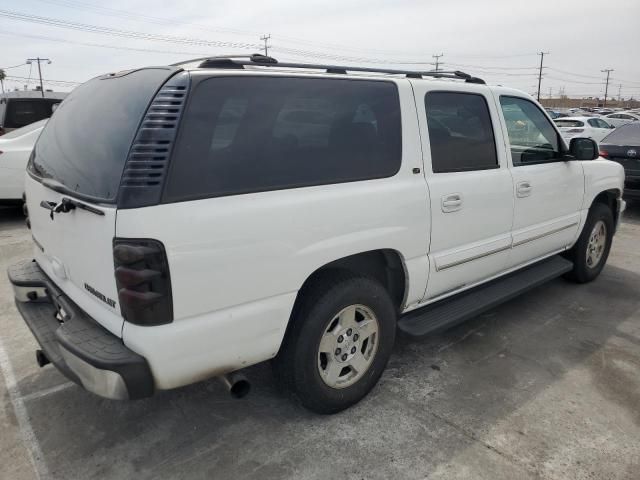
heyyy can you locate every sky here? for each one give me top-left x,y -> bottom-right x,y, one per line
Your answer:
1,0 -> 639,99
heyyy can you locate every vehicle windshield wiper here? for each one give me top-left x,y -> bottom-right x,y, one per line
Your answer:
39,197 -> 105,219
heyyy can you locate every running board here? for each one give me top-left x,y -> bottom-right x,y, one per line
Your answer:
397,255 -> 574,337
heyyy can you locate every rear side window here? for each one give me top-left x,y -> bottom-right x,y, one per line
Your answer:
425,91 -> 498,173
165,76 -> 401,201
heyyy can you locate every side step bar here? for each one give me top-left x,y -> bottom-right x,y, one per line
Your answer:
398,255 -> 574,337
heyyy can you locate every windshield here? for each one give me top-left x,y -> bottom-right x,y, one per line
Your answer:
601,123 -> 640,145
28,68 -> 175,202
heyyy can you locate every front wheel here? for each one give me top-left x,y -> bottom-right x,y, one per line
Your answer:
565,203 -> 614,283
273,273 -> 396,414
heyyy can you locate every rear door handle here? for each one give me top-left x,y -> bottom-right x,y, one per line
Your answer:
441,193 -> 463,213
516,181 -> 532,198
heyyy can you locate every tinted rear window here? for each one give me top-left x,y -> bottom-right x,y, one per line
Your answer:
602,123 -> 640,144
4,99 -> 59,128
29,68 -> 174,201
555,120 -> 584,128
165,76 -> 401,201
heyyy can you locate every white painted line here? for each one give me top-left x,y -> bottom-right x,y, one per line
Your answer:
22,381 -> 76,403
0,337 -> 51,480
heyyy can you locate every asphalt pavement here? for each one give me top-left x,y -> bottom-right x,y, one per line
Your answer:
1,202 -> 639,480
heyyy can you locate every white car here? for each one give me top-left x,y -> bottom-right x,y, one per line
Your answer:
0,119 -> 46,203
554,116 -> 614,143
8,56 -> 625,414
604,112 -> 640,128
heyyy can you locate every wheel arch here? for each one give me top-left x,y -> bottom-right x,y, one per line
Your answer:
591,188 -> 621,226
294,249 -> 408,316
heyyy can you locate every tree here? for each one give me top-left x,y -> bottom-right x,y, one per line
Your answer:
0,68 -> 5,95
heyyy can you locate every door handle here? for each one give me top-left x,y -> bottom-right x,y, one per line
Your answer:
441,193 -> 463,213
516,181 -> 532,198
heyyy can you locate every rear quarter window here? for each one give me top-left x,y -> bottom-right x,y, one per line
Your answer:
164,76 -> 402,201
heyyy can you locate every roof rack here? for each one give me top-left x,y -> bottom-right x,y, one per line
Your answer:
171,54 -> 486,84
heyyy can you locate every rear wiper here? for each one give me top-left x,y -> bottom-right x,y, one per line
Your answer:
40,197 -> 105,220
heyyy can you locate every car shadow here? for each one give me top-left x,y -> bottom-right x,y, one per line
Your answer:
12,260 -> 640,479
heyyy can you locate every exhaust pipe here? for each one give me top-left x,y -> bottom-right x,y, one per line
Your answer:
218,372 -> 251,399
36,349 -> 50,368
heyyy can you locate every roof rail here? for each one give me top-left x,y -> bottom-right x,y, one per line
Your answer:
171,54 -> 486,84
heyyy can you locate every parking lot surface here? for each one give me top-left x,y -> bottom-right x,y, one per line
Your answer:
1,203 -> 639,480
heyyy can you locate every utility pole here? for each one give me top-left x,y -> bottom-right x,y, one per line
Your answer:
536,51 -> 549,102
618,84 -> 622,102
26,57 -> 51,98
601,68 -> 614,107
432,53 -> 443,72
260,34 -> 271,56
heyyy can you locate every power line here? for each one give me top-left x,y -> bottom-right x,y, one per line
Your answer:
5,75 -> 79,85
27,0 -> 541,61
0,8 -> 262,50
0,62 -> 27,69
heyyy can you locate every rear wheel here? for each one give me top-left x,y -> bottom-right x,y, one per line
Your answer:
273,273 -> 396,414
565,203 -> 614,283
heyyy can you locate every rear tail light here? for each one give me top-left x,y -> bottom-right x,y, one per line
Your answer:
599,150 -> 609,158
113,238 -> 173,326
567,128 -> 584,133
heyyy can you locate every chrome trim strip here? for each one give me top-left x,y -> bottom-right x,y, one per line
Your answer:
512,221 -> 579,248
436,244 -> 511,271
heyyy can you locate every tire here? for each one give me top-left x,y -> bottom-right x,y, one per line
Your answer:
565,202 -> 614,283
273,272 -> 396,414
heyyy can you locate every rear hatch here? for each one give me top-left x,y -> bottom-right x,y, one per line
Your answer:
25,67 -> 177,337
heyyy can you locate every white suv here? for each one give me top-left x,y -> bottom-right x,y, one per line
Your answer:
9,55 -> 626,413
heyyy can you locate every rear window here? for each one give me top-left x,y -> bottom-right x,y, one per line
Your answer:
602,123 -> 640,144
555,120 -> 585,128
29,68 -> 174,201
165,76 -> 401,201
3,99 -> 60,129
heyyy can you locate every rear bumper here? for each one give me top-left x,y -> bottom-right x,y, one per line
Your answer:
7,259 -> 154,400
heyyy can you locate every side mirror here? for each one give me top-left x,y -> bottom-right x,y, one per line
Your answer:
569,137 -> 598,160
